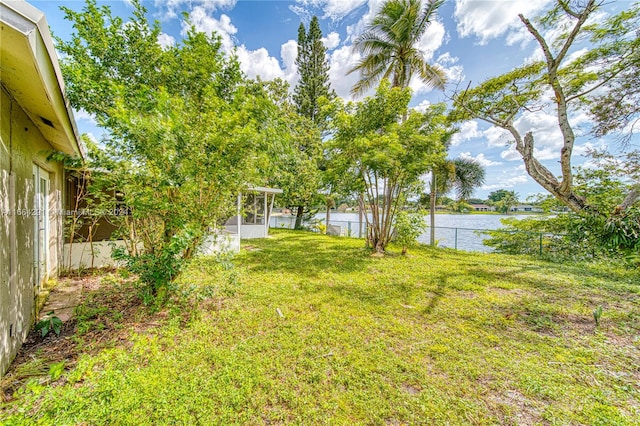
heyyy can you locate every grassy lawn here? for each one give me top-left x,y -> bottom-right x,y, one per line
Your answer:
2,229 -> 639,425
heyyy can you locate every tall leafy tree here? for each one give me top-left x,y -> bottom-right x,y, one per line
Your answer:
291,16 -> 334,229
451,0 -> 639,214
348,0 -> 447,240
263,80 -> 324,225
349,0 -> 447,96
328,81 -> 446,253
57,0 -> 287,297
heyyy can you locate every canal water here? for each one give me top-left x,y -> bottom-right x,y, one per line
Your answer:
271,212 -> 535,252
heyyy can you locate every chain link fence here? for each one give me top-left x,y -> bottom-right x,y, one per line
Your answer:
270,216 -> 564,255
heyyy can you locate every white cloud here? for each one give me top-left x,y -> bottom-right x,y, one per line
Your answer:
280,40 -> 300,85
182,8 -> 237,52
291,0 -> 368,21
436,52 -> 465,84
322,32 -> 341,50
412,99 -> 431,113
524,46 -> 545,64
408,20 -> 447,94
328,45 -> 363,100
85,132 -> 99,143
73,109 -> 97,125
346,0 -> 387,43
454,0 -> 552,45
505,24 -> 533,48
157,33 -> 176,49
514,110 -> 561,149
451,120 -> 480,146
323,0 -> 368,20
179,8 -> 298,85
484,126 -> 512,148
156,0 -> 237,20
481,173 -> 529,191
234,39 -> 299,85
437,52 -> 458,66
235,47 -> 285,81
459,152 -> 502,167
442,64 -> 465,85
415,20 -> 446,56
500,145 -> 521,161
493,107 -> 595,162
288,5 -> 312,22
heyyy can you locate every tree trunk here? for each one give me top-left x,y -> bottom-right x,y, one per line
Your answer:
295,205 -> 305,229
430,173 -> 436,246
358,194 -> 364,241
516,5 -> 595,213
510,129 -> 590,214
325,207 -> 330,230
325,196 -> 334,228
620,185 -> 640,211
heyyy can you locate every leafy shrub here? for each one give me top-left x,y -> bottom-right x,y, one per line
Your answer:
113,229 -> 196,306
484,208 -> 640,264
394,210 -> 428,254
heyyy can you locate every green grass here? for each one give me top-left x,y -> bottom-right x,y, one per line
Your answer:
2,229 -> 639,425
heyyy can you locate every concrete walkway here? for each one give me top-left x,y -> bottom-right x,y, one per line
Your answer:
39,278 -> 85,323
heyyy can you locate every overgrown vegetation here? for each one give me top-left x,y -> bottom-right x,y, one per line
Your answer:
484,152 -> 640,264
56,0 -> 302,299
2,231 -> 638,424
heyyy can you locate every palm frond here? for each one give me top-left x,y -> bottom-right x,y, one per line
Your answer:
414,0 -> 445,43
408,54 -> 446,90
453,157 -> 486,200
350,0 -> 446,94
352,31 -> 396,56
350,58 -> 390,97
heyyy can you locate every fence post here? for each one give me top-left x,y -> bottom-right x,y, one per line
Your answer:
348,221 -> 352,237
455,228 -> 458,250
539,232 -> 543,256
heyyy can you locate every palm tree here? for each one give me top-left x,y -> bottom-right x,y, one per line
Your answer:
349,0 -> 446,96
429,157 -> 486,245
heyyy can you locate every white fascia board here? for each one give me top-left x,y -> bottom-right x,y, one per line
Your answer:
1,0 -> 84,159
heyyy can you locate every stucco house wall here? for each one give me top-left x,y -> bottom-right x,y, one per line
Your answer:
1,0 -> 82,376
0,88 -> 67,374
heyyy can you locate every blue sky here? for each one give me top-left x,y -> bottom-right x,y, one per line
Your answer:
30,0 -> 636,201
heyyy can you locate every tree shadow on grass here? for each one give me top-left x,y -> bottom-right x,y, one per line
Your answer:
422,274 -> 449,316
319,269 -> 461,318
465,263 -> 639,299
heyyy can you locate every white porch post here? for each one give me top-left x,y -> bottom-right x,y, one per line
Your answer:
264,191 -> 268,236
237,193 -> 242,239
267,193 -> 275,236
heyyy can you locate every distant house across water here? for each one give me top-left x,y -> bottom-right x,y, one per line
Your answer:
510,205 -> 543,213
470,204 -> 495,212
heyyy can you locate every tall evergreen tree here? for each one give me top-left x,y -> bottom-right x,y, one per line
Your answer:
294,16 -> 334,125
291,16 -> 334,229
